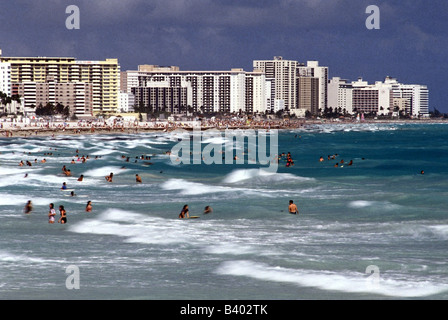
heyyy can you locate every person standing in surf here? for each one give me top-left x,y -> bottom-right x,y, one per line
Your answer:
48,203 -> 56,224
105,172 -> 113,182
86,201 -> 92,212
58,205 -> 67,224
179,205 -> 190,219
288,200 -> 299,215
24,200 -> 33,214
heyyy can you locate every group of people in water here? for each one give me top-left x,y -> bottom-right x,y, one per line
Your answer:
278,152 -> 295,167
19,143 -> 171,224
24,199 -> 93,224
319,154 -> 354,168
178,205 -> 213,219
19,132 -> 305,224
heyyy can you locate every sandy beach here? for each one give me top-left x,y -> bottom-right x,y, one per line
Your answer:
1,117 -> 447,138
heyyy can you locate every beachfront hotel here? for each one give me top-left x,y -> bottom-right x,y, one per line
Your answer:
328,76 -> 429,117
121,65 -> 269,115
0,49 -> 120,117
253,57 -> 328,117
122,57 -> 328,117
253,57 -> 300,113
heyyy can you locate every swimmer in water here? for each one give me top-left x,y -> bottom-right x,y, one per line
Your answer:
179,204 -> 190,219
105,172 -> 113,182
48,203 -> 56,224
24,200 -> 33,214
204,206 -> 213,214
86,201 -> 92,212
288,200 -> 299,215
58,205 -> 67,224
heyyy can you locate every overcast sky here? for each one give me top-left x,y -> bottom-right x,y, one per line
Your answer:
1,0 -> 447,111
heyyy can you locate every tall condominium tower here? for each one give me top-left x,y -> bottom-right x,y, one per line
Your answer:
253,57 -> 328,115
253,56 -> 299,112
297,61 -> 328,113
0,49 -> 120,115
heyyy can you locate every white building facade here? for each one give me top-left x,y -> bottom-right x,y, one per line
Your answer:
127,67 -> 268,115
0,62 -> 11,96
328,77 -> 353,115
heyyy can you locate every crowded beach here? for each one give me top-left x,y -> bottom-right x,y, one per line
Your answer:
1,115 -> 447,138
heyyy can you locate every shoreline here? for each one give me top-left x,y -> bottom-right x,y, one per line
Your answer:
1,118 -> 447,138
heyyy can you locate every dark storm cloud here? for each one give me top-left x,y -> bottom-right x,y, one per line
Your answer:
0,0 -> 447,111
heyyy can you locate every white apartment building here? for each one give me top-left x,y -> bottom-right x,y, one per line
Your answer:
253,56 -> 299,111
132,75 -> 193,113
328,76 -> 429,117
351,78 -> 393,115
253,57 -> 328,116
0,50 -> 120,115
17,79 -> 93,116
245,70 -> 267,114
384,77 -> 429,117
0,62 -> 11,96
263,78 -> 275,113
328,77 -> 353,114
126,67 -> 268,114
119,91 -> 135,113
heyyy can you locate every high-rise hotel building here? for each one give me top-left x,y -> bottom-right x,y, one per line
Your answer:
253,56 -> 299,112
328,76 -> 429,117
122,65 -> 268,115
253,57 -> 328,116
0,49 -> 120,115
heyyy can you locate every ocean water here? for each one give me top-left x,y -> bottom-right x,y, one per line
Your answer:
0,123 -> 447,300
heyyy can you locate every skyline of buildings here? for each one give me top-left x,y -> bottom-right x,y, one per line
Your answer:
0,48 -> 430,119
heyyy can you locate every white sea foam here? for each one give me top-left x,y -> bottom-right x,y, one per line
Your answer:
215,260 -> 447,298
0,193 -> 61,206
161,176 -> 315,198
348,200 -> 401,210
161,179 -> 236,195
204,243 -> 258,256
0,166 -> 38,176
0,250 -> 47,264
68,209 -> 195,245
429,225 -> 448,240
223,168 -> 315,184
305,124 -> 399,134
90,149 -> 117,156
82,166 -> 128,177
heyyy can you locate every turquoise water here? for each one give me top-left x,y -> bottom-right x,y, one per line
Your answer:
0,123 -> 447,300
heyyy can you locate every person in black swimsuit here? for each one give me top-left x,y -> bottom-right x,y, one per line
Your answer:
179,204 -> 189,219
58,205 -> 67,224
